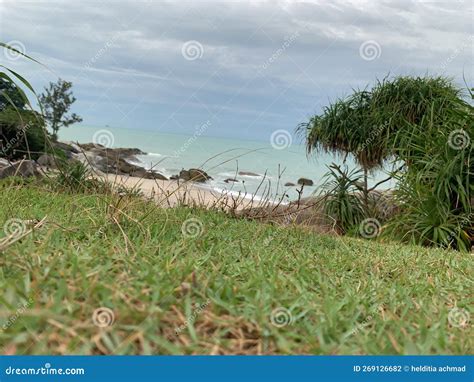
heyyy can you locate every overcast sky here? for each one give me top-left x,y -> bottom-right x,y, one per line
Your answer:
1,0 -> 472,141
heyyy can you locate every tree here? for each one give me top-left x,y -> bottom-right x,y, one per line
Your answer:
0,77 -> 27,111
39,79 -> 82,140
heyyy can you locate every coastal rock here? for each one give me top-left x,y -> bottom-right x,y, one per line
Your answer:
72,143 -> 166,179
238,171 -> 260,177
53,141 -> 80,158
93,156 -> 167,179
178,168 -> 211,183
0,160 -> 40,179
132,168 -> 168,180
78,144 -> 146,161
284,182 -> 296,186
297,177 -> 314,186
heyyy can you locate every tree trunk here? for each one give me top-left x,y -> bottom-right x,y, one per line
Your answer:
363,167 -> 369,212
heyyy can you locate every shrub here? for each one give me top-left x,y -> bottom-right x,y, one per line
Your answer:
0,108 -> 49,160
319,164 -> 366,234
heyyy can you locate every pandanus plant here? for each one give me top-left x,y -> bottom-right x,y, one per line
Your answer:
298,75 -> 472,251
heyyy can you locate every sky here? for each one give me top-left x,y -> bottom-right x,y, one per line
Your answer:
1,0 -> 473,142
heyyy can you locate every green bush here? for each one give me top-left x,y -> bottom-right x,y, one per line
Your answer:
0,108 -> 50,160
300,76 -> 473,251
319,164 -> 365,234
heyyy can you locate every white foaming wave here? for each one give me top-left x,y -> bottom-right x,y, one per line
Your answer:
206,183 -> 289,206
217,172 -> 240,178
215,172 -> 277,182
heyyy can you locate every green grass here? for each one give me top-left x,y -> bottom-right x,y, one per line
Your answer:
0,180 -> 472,355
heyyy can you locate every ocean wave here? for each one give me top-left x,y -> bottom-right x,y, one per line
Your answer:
221,188 -> 288,205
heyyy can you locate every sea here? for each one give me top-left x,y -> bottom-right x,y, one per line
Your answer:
59,125 -> 391,202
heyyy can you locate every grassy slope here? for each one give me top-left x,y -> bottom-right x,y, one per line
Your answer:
0,181 -> 472,355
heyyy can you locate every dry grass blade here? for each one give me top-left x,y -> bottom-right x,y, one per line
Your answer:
0,216 -> 47,252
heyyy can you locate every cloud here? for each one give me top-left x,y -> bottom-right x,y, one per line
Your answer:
1,0 -> 472,140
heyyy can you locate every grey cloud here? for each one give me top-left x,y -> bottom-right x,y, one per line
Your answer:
1,0 -> 472,140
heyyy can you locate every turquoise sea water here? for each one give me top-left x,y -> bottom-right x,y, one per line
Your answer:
59,125 -> 389,201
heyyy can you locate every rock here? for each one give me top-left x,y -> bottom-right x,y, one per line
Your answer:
132,168 -> 168,180
109,147 -> 146,159
77,144 -> 145,162
53,141 -> 80,158
0,160 -> 40,179
238,171 -> 260,177
178,169 -> 191,181
37,154 -> 58,168
297,177 -> 314,186
73,143 -> 166,179
284,182 -> 296,186
178,168 -> 212,183
92,156 -> 167,179
78,143 -> 104,151
224,178 -> 238,183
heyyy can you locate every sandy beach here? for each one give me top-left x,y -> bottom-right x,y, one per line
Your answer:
103,173 -> 269,211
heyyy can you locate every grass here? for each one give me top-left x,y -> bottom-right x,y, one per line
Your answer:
0,179 -> 472,355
